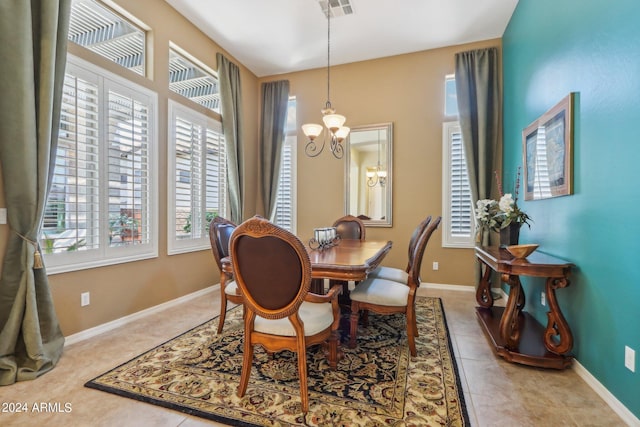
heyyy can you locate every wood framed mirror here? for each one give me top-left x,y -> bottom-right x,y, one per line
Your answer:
344,122 -> 393,227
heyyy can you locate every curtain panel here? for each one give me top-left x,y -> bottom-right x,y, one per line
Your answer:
455,47 -> 502,246
260,80 -> 290,220
217,53 -> 245,224
0,0 -> 71,385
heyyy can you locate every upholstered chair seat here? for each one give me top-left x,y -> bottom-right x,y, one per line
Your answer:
350,278 -> 410,306
224,280 -> 239,296
255,301 -> 335,336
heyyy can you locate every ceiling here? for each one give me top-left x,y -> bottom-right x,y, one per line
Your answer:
164,0 -> 519,77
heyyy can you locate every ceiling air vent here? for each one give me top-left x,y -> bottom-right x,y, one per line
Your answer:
318,0 -> 354,18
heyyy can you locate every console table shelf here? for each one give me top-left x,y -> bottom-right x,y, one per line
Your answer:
474,246 -> 575,370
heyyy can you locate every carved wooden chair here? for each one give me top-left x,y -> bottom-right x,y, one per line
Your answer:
349,216 -> 441,356
209,216 -> 242,334
230,216 -> 341,413
332,214 -> 366,241
367,215 -> 432,283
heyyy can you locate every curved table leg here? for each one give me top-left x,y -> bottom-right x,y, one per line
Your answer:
544,277 -> 573,354
499,274 -> 524,349
475,260 -> 494,308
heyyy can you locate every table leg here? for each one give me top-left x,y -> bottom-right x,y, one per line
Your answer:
476,259 -> 494,308
499,274 -> 525,349
544,277 -> 573,354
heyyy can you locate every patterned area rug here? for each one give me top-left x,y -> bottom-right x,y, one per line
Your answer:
85,297 -> 468,426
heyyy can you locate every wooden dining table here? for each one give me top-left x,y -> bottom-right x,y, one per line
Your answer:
221,239 -> 393,294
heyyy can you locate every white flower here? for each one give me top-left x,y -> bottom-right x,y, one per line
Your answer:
499,194 -> 514,214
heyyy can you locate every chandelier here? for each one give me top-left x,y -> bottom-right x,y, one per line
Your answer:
366,129 -> 387,187
301,6 -> 350,159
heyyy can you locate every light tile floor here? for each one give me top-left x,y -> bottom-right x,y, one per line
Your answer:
0,287 -> 625,426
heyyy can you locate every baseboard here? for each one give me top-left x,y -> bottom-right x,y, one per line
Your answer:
572,361 -> 639,426
420,282 -> 475,293
64,284 -> 218,347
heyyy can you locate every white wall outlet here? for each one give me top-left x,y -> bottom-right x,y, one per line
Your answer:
432,261 -> 439,270
0,208 -> 7,225
81,292 -> 90,307
540,292 -> 546,306
625,346 -> 635,372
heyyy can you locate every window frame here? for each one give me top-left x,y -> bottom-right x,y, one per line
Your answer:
43,54 -> 159,275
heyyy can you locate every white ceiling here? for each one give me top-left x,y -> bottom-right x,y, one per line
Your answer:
164,0 -> 518,78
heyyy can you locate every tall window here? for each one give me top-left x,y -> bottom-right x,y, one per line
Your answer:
442,75 -> 474,247
68,0 -> 147,76
42,56 -> 158,273
273,97 -> 297,233
168,101 -> 227,254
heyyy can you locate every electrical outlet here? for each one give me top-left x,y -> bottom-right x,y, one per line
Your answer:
625,346 -> 635,372
540,292 -> 546,306
0,208 -> 7,225
81,292 -> 90,307
432,261 -> 439,271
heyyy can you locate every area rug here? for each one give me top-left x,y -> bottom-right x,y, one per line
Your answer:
85,297 -> 469,426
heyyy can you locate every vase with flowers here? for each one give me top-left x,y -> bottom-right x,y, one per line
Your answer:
475,167 -> 532,247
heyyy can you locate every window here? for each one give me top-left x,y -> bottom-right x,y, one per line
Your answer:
42,56 -> 158,273
68,0 -> 147,76
442,76 -> 474,247
169,45 -> 220,113
272,97 -> 297,233
168,101 -> 227,254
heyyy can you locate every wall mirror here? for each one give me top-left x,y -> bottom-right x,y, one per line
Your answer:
345,122 -> 393,227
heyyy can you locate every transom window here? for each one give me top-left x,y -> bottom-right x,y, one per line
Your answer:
169,46 -> 220,113
68,0 -> 146,76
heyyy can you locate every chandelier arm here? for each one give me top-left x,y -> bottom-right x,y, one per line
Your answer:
305,135 -> 326,157
330,136 -> 344,159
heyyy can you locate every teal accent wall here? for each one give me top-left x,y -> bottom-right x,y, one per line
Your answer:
502,0 -> 640,418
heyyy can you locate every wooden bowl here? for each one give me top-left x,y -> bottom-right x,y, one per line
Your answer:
506,244 -> 539,259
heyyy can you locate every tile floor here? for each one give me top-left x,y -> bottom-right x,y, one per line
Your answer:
0,287 -> 626,426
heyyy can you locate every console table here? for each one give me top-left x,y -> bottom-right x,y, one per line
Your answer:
475,246 -> 575,369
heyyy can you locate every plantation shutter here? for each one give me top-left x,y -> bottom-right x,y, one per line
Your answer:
107,89 -> 151,246
173,116 -> 203,239
273,135 -> 293,231
449,125 -> 473,237
205,125 -> 227,224
45,72 -> 101,252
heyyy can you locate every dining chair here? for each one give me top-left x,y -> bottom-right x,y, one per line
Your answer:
208,215 -> 242,334
332,214 -> 366,241
349,216 -> 441,356
367,215 -> 432,283
230,216 -> 342,413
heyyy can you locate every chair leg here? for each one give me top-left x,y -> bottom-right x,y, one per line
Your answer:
361,309 -> 369,327
238,342 -> 253,398
297,341 -> 309,413
406,309 -> 417,357
349,302 -> 360,349
217,291 -> 228,334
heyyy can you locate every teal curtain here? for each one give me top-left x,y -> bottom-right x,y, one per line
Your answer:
0,0 -> 71,385
260,80 -> 290,220
217,53 -> 244,224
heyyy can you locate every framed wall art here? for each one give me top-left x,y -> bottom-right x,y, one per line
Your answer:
522,93 -> 574,200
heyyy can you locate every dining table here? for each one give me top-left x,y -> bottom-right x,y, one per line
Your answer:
221,238 -> 393,294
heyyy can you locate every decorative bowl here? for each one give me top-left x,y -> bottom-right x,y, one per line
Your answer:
506,244 -> 539,259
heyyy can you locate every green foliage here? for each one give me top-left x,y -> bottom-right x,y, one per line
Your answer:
182,211 -> 218,233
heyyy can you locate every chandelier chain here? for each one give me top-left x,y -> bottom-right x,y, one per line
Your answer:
326,8 -> 331,109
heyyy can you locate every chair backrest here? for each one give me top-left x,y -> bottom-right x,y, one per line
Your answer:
405,215 -> 432,272
332,215 -> 366,241
230,216 -> 312,318
408,216 -> 441,288
209,216 -> 237,271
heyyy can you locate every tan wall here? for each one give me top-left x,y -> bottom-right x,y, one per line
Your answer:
260,38 -> 501,287
0,0 -> 259,336
0,0 -> 499,337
